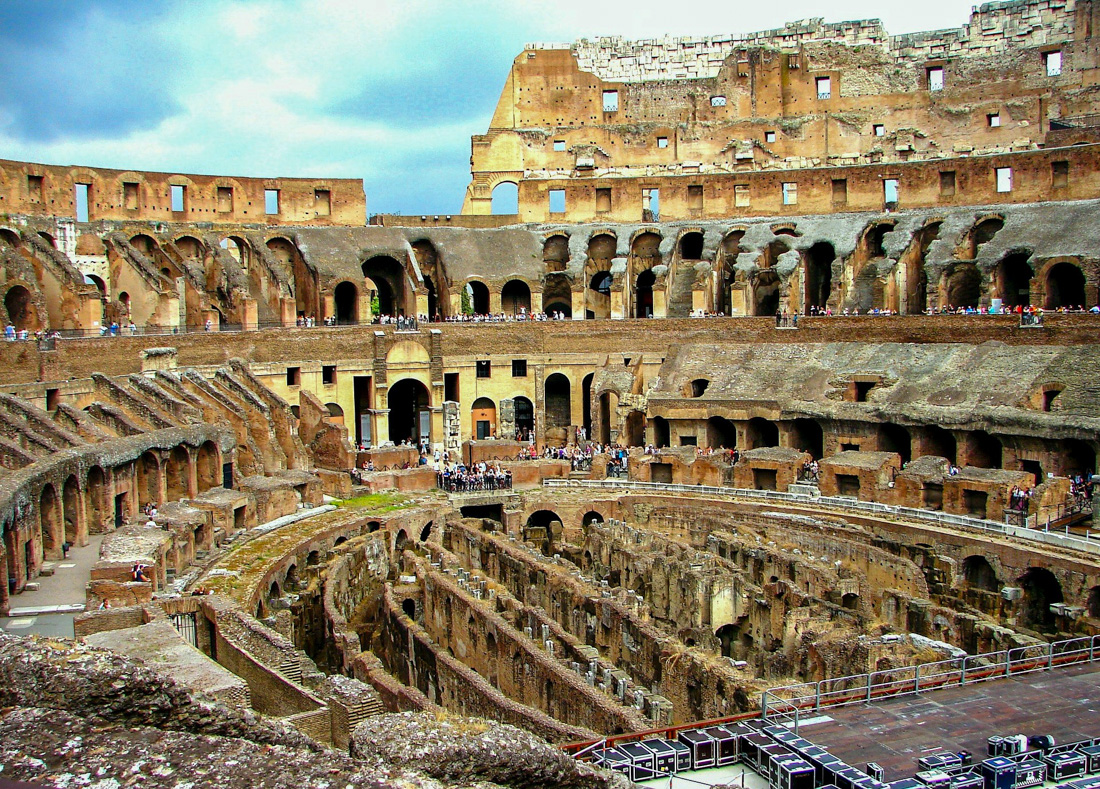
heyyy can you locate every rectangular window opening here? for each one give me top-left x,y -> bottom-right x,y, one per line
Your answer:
123,182 -> 139,210
444,372 -> 460,402
710,95 -> 727,107
927,66 -> 944,91
595,187 -> 611,213
643,187 -> 659,221
314,188 -> 331,216
816,76 -> 832,99
476,360 -> 491,378
657,136 -> 668,149
995,167 -> 1013,193
782,182 -> 797,205
511,359 -> 527,377
765,130 -> 777,143
170,184 -> 186,213
553,139 -> 566,152
734,184 -> 750,208
217,186 -> 234,213
883,178 -> 899,207
602,90 -> 619,112
74,183 -> 90,222
688,184 -> 703,211
988,113 -> 1001,128
286,366 -> 301,386
679,435 -> 697,446
873,124 -> 885,136
322,365 -> 336,385
1052,160 -> 1069,189
940,171 -> 956,197
264,189 -> 280,215
548,189 -> 566,214
45,388 -> 60,411
1045,50 -> 1063,77
27,174 -> 43,203
832,178 -> 848,205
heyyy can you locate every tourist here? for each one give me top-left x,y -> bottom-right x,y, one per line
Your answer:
4,324 -> 14,341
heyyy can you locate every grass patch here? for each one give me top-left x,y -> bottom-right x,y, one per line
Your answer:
334,492 -> 411,513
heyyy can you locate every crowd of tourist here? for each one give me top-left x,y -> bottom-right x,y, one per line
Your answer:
437,463 -> 513,492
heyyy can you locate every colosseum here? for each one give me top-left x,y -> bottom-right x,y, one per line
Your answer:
3,2 -> 1100,788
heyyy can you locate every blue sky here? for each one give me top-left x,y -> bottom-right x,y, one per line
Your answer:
0,0 -> 979,216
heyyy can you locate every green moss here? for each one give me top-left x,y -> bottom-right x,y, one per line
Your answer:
333,492 -> 411,513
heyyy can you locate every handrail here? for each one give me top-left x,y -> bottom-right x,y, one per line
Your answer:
542,479 -> 1100,557
761,634 -> 1100,729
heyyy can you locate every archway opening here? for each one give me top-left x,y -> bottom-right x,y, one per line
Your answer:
969,217 -> 1004,258
544,236 -> 570,272
62,475 -> 81,544
419,521 -> 433,542
804,242 -> 834,311
753,271 -> 780,316
86,466 -> 106,534
471,397 -> 496,440
962,555 -> 1000,592
582,510 -> 604,526
137,451 -> 160,507
706,417 -> 737,449
1017,567 -> 1063,632
791,418 -> 824,459
747,418 -> 779,449
4,285 -> 38,332
998,253 -> 1033,308
624,410 -> 645,447
491,181 -> 518,215
598,391 -> 617,445
465,281 -> 490,315
635,269 -> 655,318
362,256 -> 405,317
166,446 -> 189,501
588,271 -> 612,319
544,373 -> 571,443
679,232 -> 704,260
501,280 -> 531,315
581,373 -> 593,439
388,379 -> 431,447
40,484 -> 59,556
652,416 -> 670,448
1065,439 -> 1096,477
196,441 -> 220,492
944,262 -> 981,309
716,619 -> 751,659
334,282 -> 358,324
1045,262 -> 1086,309
525,510 -> 563,555
514,396 -> 534,441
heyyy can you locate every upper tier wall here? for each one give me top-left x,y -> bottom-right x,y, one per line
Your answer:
0,158 -> 366,227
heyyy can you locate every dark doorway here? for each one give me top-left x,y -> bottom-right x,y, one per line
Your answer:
791,418 -> 823,459
1045,262 -> 1086,309
388,379 -> 431,446
998,253 -> 1033,308
804,242 -> 834,310
747,418 -> 778,449
635,269 -> 655,317
879,423 -> 912,464
334,281 -> 358,324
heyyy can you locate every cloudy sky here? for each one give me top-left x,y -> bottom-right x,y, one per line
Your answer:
0,0 -> 979,216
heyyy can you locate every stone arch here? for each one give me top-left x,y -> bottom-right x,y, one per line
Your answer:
752,268 -> 781,317
716,618 -> 751,659
961,555 -> 1000,592
942,262 -> 981,308
964,216 -> 1005,259
588,271 -> 612,319
411,239 -> 445,319
582,510 -> 604,526
862,221 -> 896,259
388,378 -> 432,446
269,237 -> 317,320
790,417 -> 823,459
4,284 -> 40,332
86,466 -> 107,534
62,475 -> 82,545
367,521 -> 381,533
0,228 -> 21,248
362,256 -> 407,317
544,235 -> 570,272
471,397 -> 496,440
402,598 -> 416,618
679,231 -> 704,260
804,241 -> 834,311
465,280 -> 490,315
904,221 -> 941,314
40,483 -> 60,557
544,373 -> 571,442
841,592 -> 860,610
1044,261 -> 1087,309
586,232 -> 616,273
706,416 -> 737,449
174,235 -> 204,261
747,417 -> 779,449
394,528 -> 410,553
501,279 -> 531,315
196,441 -> 220,492
137,451 -> 161,507
269,579 -> 281,600
333,281 -> 359,324
1016,567 -> 1063,632
419,520 -> 433,542
542,275 -> 572,317
219,236 -> 251,270
688,379 -> 709,397
165,445 -> 190,501
1064,439 -> 1096,476
525,509 -> 563,555
491,181 -> 519,215
997,252 -> 1033,308
324,403 -> 344,425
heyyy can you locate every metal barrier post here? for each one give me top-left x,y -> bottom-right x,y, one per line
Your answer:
914,663 -> 921,693
867,672 -> 874,702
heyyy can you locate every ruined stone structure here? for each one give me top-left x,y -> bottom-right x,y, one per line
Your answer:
462,1 -> 1100,223
4,0 -> 1100,777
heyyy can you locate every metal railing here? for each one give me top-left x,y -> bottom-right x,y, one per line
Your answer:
761,635 -> 1100,731
541,479 -> 1100,556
